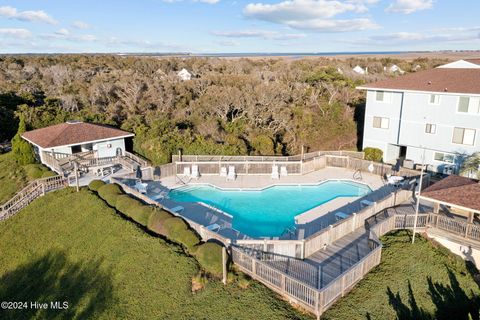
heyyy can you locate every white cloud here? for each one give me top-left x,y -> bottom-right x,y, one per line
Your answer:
286,18 -> 378,31
55,28 -> 70,36
243,0 -> 379,32
0,6 -> 57,24
212,29 -> 306,40
0,28 -> 31,38
195,0 -> 220,3
72,21 -> 91,29
216,40 -> 240,46
40,31 -> 97,42
386,0 -> 433,14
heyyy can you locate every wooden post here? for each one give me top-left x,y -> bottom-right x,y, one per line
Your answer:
74,161 -> 79,192
41,183 -> 45,196
433,202 -> 440,214
352,212 -> 357,231
222,246 -> 227,285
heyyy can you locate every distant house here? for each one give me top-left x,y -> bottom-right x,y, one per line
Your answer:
177,68 -> 192,81
438,59 -> 480,69
22,121 -> 134,169
352,65 -> 366,75
358,59 -> 480,174
388,64 -> 405,74
412,64 -> 422,72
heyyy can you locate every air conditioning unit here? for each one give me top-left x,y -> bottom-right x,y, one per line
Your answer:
443,165 -> 455,175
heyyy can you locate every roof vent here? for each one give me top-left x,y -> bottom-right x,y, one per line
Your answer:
427,81 -> 432,85
66,120 -> 82,124
444,88 -> 448,92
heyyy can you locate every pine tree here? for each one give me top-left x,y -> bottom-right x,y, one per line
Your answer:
12,115 -> 35,165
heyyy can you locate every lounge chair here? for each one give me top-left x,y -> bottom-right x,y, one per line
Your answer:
280,166 -> 288,176
360,199 -> 375,208
170,206 -> 184,214
206,223 -> 222,232
219,166 -> 227,177
183,167 -> 191,177
335,212 -> 349,221
191,165 -> 200,179
271,165 -> 279,179
226,166 -> 236,181
152,190 -> 169,202
134,181 -> 148,194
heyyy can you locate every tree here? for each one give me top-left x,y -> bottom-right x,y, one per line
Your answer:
460,153 -> 480,179
12,115 -> 35,165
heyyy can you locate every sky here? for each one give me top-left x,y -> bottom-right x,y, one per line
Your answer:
0,0 -> 479,53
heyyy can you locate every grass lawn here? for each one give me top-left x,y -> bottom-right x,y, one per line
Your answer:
322,230 -> 480,320
0,188 -> 311,320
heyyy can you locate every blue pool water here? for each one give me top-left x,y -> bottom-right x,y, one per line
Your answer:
168,181 -> 371,238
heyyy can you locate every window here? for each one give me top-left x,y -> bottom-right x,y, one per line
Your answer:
71,145 -> 82,153
458,96 -> 480,114
434,152 -> 455,164
375,91 -> 391,103
429,94 -> 440,105
373,116 -> 389,129
452,127 -> 476,145
425,124 -> 436,134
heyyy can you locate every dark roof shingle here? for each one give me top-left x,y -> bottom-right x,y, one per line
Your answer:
358,68 -> 480,94
422,175 -> 480,212
22,121 -> 133,148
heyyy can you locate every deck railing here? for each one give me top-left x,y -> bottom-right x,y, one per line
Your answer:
172,150 -> 364,163
303,189 -> 412,258
0,175 -> 68,220
428,213 -> 480,242
171,152 -> 420,179
232,231 -> 382,317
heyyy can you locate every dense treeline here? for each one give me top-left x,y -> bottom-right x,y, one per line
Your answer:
0,55 -> 447,164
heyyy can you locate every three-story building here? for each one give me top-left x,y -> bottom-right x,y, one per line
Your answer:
358,59 -> 480,174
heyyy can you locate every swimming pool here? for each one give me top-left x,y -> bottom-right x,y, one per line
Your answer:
167,180 -> 371,238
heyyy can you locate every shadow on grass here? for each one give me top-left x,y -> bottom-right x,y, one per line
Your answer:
386,268 -> 480,320
0,250 -> 115,320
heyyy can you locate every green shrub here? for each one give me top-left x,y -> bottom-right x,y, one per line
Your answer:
194,242 -> 224,277
115,195 -> 154,226
97,183 -> 122,206
163,217 -> 200,249
129,205 -> 155,227
147,209 -> 174,235
115,194 -> 139,214
88,179 -> 106,192
11,115 -> 35,165
364,147 -> 383,162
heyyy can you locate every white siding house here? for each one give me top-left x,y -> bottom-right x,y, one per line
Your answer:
22,121 -> 134,170
358,60 -> 480,174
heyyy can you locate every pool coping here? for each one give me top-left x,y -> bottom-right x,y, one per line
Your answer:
171,178 -> 372,192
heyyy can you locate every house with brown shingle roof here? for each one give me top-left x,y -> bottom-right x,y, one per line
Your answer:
22,121 -> 134,169
357,60 -> 480,175
420,175 -> 480,223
